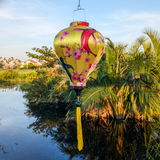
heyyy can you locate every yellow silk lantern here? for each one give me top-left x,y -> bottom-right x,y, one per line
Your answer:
54,21 -> 105,151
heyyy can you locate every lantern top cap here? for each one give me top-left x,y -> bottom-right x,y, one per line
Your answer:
70,21 -> 89,27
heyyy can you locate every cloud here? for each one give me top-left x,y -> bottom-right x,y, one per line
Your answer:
107,11 -> 160,23
0,9 -> 41,20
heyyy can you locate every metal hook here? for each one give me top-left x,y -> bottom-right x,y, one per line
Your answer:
73,0 -> 86,22
77,0 -> 81,10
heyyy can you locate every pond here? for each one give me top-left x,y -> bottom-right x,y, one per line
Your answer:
0,86 -> 157,160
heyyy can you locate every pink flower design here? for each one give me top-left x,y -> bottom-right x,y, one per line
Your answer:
88,64 -> 92,69
63,31 -> 69,36
72,49 -> 80,58
74,72 -> 78,75
76,55 -> 81,60
72,83 -> 77,86
91,63 -> 98,70
80,47 -> 84,52
67,47 -> 71,51
79,82 -> 84,87
80,76 -> 86,82
98,36 -> 101,41
60,36 -> 64,41
65,50 -> 70,56
73,72 -> 80,80
83,49 -> 87,53
72,76 -> 77,81
74,72 -> 79,76
83,69 -> 89,74
85,57 -> 90,63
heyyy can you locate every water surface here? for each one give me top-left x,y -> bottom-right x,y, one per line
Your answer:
0,86 -> 157,160
0,87 -> 74,160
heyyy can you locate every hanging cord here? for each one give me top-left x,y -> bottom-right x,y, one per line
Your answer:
73,0 -> 86,21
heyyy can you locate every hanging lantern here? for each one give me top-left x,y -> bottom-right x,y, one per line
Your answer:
53,2 -> 105,151
54,21 -> 105,87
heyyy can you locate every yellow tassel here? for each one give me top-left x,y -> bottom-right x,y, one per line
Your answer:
76,107 -> 83,151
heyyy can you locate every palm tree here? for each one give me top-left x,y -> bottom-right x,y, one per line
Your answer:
81,29 -> 160,121
80,39 -> 129,120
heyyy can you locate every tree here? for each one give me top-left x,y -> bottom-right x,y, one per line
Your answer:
0,63 -> 3,68
26,46 -> 59,68
79,30 -> 160,121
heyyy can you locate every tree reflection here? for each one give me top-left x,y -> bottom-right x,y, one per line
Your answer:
25,103 -> 155,160
25,103 -> 67,137
0,81 -> 20,89
53,120 -> 151,160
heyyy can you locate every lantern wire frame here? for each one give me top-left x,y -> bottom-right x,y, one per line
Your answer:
73,0 -> 86,22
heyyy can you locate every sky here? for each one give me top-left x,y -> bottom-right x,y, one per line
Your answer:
0,0 -> 160,61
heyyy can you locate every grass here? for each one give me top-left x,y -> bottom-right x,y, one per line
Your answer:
0,69 -> 37,82
0,69 -> 36,74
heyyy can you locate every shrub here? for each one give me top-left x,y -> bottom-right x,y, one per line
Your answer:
23,69 -> 58,103
0,69 -> 19,79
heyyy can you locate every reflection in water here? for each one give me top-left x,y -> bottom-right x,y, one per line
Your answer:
0,81 -> 21,89
25,103 -> 157,160
25,103 -> 67,137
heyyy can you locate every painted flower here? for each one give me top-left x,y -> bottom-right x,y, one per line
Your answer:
83,69 -> 89,74
91,63 -> 98,70
88,64 -> 92,69
73,72 -> 80,80
72,76 -> 77,81
74,72 -> 78,75
74,72 -> 79,76
65,50 -> 70,56
76,55 -> 81,60
98,36 -> 101,41
72,83 -> 77,86
83,49 -> 87,53
85,57 -> 90,63
80,76 -> 86,82
80,47 -> 84,52
60,36 -> 64,41
72,49 -> 80,58
63,31 -> 69,36
67,47 -> 71,51
79,82 -> 84,87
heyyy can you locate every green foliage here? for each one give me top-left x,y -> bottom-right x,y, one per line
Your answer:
26,46 -> 58,68
0,69 -> 19,79
0,63 -> 3,68
20,82 -> 31,91
23,69 -> 58,104
80,28 -> 160,120
0,69 -> 37,81
23,28 -> 160,121
146,119 -> 160,160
